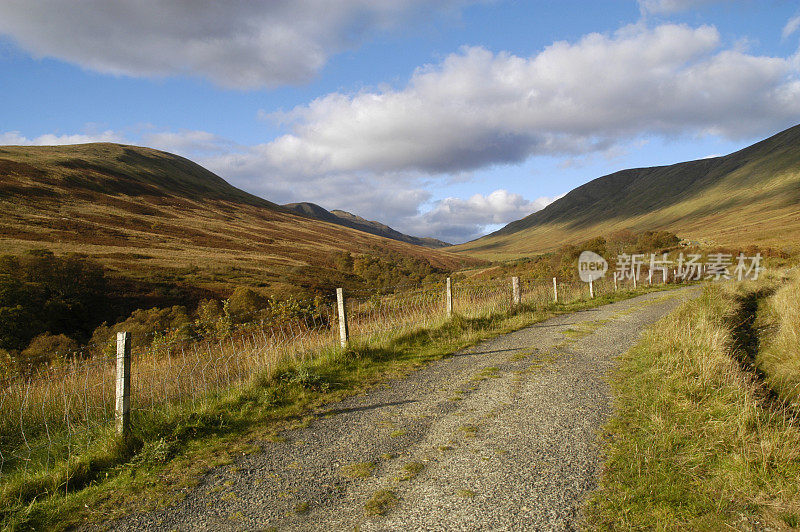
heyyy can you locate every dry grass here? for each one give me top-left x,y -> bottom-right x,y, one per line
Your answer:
339,462 -> 375,479
1,276 -> 585,483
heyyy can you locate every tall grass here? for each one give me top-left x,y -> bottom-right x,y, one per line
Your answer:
586,282 -> 800,529
756,271 -> 800,407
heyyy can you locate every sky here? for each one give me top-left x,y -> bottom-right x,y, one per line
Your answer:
1,0 -> 800,244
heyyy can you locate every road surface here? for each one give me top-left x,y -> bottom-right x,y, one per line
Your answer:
114,287 -> 697,531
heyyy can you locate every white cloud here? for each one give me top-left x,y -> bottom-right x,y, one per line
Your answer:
6,20 -> 800,244
783,15 -> 800,39
198,22 -> 800,242
0,1 -> 467,89
249,23 -> 800,180
637,0 -> 729,15
425,190 -> 550,226
401,190 -> 555,243
0,130 -> 125,145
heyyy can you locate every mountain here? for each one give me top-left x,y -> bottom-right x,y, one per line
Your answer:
0,143 -> 476,301
283,202 -> 450,248
454,123 -> 800,259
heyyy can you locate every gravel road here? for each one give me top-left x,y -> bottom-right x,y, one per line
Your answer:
113,287 -> 698,531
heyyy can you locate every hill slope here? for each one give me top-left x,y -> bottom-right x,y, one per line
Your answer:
283,202 -> 450,248
0,143 -> 475,301
454,124 -> 800,259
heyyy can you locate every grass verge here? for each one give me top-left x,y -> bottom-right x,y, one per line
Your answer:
585,280 -> 800,530
2,284 -> 671,530
755,270 -> 800,408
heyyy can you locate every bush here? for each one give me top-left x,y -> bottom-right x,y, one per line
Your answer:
18,333 -> 79,373
0,250 -> 108,352
226,287 -> 266,323
90,306 -> 192,356
635,230 -> 680,252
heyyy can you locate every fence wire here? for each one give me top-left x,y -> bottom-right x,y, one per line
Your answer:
0,274 -> 671,485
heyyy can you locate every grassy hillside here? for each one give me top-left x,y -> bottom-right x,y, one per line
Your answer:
455,124 -> 800,259
284,202 -> 450,248
0,143 -> 475,302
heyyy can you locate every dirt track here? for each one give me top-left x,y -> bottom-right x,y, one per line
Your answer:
114,287 -> 698,531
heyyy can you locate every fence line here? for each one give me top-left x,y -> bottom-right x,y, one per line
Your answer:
0,271 -> 678,485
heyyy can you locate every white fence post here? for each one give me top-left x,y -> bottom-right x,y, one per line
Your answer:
336,287 -> 349,348
115,331 -> 131,439
552,277 -> 558,303
613,271 -> 618,291
446,277 -> 453,317
589,278 -> 594,299
512,276 -> 520,306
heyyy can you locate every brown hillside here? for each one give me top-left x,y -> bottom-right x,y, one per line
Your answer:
0,143 -> 477,300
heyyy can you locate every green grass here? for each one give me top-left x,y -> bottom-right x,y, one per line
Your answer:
397,461 -> 425,481
339,462 -> 375,479
585,281 -> 800,530
364,489 -> 398,516
0,282 -> 671,530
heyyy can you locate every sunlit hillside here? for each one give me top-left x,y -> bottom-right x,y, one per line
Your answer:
0,143 -> 477,301
454,124 -> 800,259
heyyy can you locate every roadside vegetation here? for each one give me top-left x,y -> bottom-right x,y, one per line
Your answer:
586,271 -> 800,530
755,271 -> 800,407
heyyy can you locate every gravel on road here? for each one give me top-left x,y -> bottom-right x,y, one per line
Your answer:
112,287 -> 698,531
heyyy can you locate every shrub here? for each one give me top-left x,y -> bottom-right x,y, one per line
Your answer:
226,287 -> 266,323
90,305 -> 192,356
18,332 -> 79,373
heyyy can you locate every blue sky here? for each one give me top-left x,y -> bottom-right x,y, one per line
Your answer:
1,0 -> 799,243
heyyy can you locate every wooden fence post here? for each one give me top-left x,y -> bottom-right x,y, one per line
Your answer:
336,288 -> 349,348
511,276 -> 520,306
446,277 -> 453,317
648,269 -> 653,285
552,277 -> 558,303
115,331 -> 131,439
589,278 -> 594,299
613,271 -> 618,291
633,272 -> 637,290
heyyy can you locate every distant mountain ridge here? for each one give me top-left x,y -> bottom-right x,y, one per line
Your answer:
283,202 -> 450,248
454,123 -> 800,259
0,143 -> 473,298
